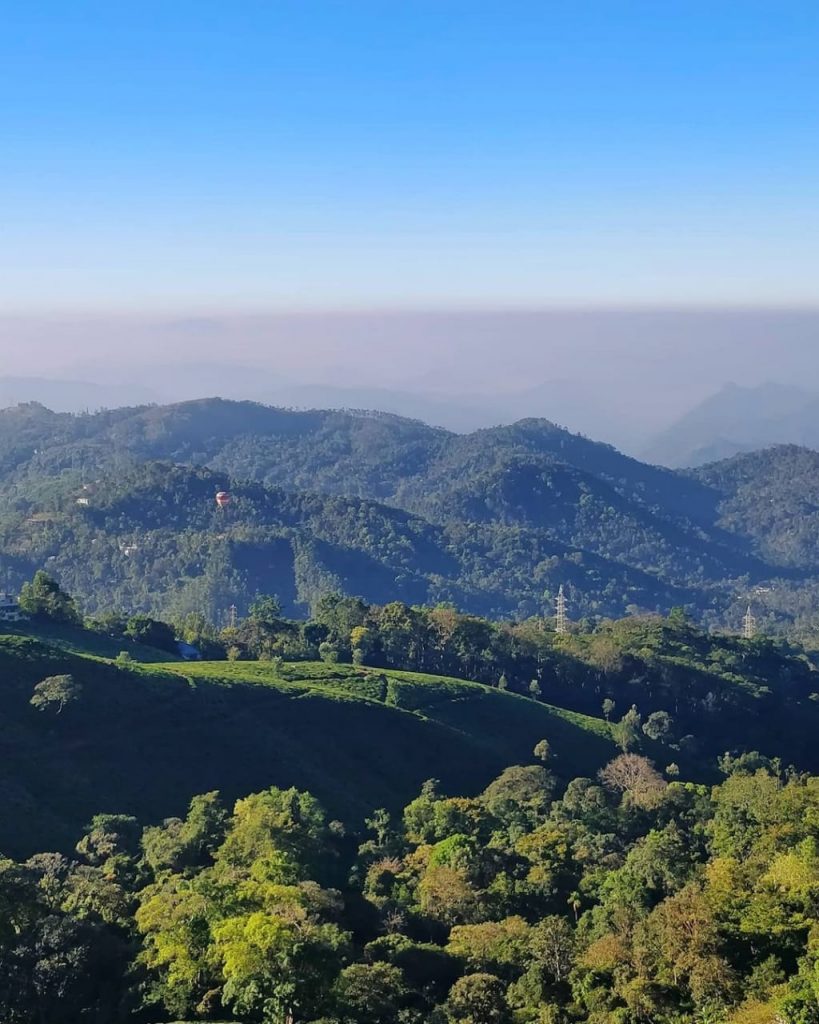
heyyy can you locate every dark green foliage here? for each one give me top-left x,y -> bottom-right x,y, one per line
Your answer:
18,570 -> 81,625
0,630 -> 618,857
4,398 -> 819,628
446,973 -> 512,1024
334,961 -> 408,1024
123,614 -> 177,652
6,586 -> 819,854
8,402 -> 819,1021
6,761 -> 819,1024
0,603 -> 816,1017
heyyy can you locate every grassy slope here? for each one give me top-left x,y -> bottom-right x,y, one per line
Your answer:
1,619 -> 181,662
0,628 -> 616,857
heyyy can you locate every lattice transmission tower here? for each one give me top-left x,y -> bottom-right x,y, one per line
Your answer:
555,585 -> 569,635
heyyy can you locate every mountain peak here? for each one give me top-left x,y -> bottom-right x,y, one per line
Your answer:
642,381 -> 819,468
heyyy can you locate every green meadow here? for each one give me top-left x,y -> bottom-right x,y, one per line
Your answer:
0,629 -> 616,855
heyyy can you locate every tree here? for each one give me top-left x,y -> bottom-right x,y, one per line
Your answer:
248,595 -> 283,624
318,641 -> 340,664
418,864 -> 481,926
377,602 -> 431,672
533,740 -> 552,764
644,883 -> 732,1008
30,675 -> 82,715
602,698 -> 616,721
643,710 -> 674,742
173,611 -> 222,657
18,571 -> 81,625
142,792 -> 228,873
668,606 -> 692,629
445,973 -> 512,1024
215,787 -> 329,876
234,596 -> 286,659
350,625 -> 374,666
76,814 -> 141,869
334,961 -> 407,1024
0,913 -> 127,1024
314,594 -> 368,645
213,903 -> 347,1024
530,915 -> 575,983
613,705 -> 642,752
136,870 -> 223,1018
482,766 -> 555,830
124,614 -> 177,652
447,917 -> 530,975
599,754 -> 667,810
85,611 -> 128,637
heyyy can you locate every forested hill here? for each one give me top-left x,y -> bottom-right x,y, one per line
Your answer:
0,399 -> 818,628
0,460 -> 704,621
693,445 -> 819,569
0,397 -> 709,512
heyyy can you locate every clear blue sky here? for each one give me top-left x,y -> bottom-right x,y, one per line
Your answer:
1,1 -> 817,309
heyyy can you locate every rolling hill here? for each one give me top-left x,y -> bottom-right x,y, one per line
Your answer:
1,398 -> 819,628
5,601 -> 819,858
0,624 -> 617,856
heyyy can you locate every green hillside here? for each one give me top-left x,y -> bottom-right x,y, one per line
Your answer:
0,399 -> 764,623
0,629 -> 617,856
0,458 -> 705,622
5,399 -> 819,627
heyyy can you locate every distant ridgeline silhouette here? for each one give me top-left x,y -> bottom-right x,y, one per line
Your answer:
0,397 -> 816,631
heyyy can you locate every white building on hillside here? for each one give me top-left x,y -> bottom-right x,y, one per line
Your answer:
0,593 -> 24,623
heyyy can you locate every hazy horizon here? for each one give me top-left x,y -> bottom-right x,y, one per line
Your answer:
2,4 -> 818,454
3,306 -> 819,453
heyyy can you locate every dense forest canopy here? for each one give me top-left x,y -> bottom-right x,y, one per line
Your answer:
4,737 -> 819,1022
0,399 -> 818,632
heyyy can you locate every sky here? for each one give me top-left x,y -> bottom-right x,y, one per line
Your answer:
1,1 -> 818,310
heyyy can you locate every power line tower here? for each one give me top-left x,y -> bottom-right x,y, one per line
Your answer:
742,604 -> 756,640
555,585 -> 569,635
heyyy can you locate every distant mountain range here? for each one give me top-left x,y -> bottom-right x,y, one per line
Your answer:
0,376 -> 158,413
6,370 -> 819,468
642,382 -> 819,467
2,397 -> 819,631
0,369 -> 693,448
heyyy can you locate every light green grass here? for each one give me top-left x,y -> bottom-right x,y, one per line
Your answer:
0,634 -> 617,856
158,659 -> 616,781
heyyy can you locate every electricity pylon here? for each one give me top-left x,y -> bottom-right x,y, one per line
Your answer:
555,585 -> 569,635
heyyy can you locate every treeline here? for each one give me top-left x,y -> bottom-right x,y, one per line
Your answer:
3,749 -> 819,1023
19,570 -> 819,773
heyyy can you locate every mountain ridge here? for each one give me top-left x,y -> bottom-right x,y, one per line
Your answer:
0,397 -> 817,629
643,381 -> 819,467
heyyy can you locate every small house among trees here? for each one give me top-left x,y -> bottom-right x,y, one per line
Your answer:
0,593 -> 24,623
